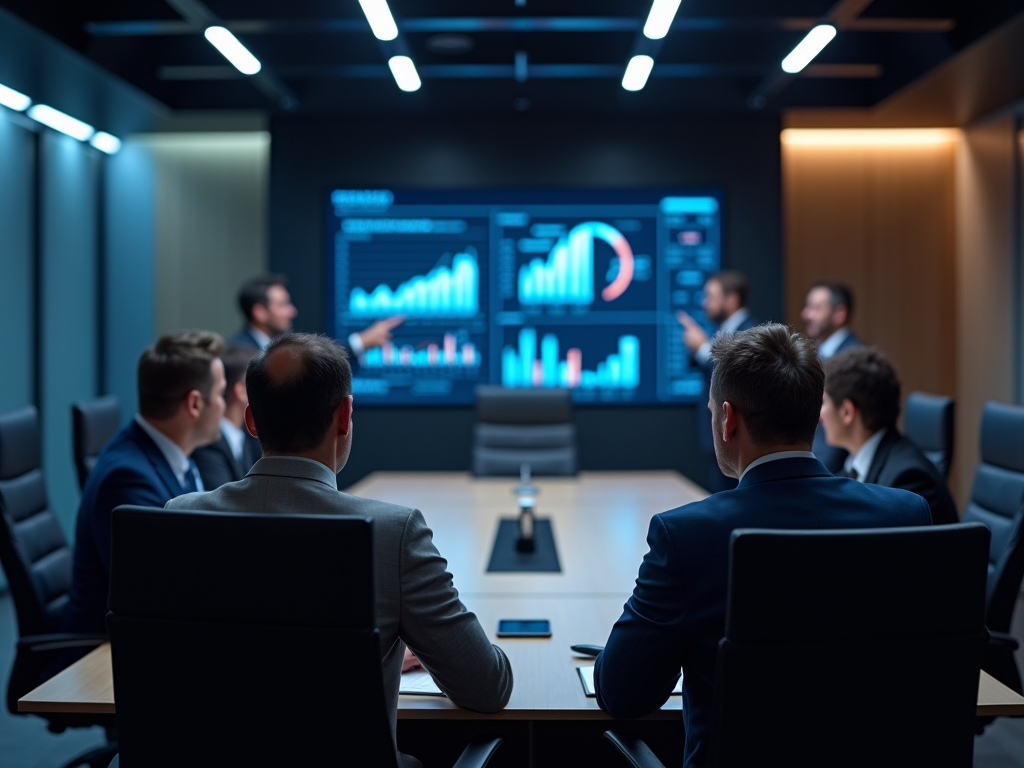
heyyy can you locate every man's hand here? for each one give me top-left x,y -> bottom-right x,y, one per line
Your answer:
402,647 -> 422,673
677,311 -> 709,353
358,315 -> 405,352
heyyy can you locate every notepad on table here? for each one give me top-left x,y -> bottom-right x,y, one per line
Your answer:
576,666 -> 682,698
399,670 -> 445,696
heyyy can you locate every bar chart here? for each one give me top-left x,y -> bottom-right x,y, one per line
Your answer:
349,251 -> 479,318
517,222 -> 634,306
362,332 -> 481,370
501,327 -> 640,390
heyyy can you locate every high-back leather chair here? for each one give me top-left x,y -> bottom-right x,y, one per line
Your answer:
961,401 -> 1024,696
107,506 -> 501,768
604,525 -> 991,768
904,391 -> 955,480
0,406 -> 114,763
72,395 -> 121,490
472,386 -> 576,476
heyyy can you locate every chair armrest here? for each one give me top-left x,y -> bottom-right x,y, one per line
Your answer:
17,633 -> 109,653
989,631 -> 1021,652
451,737 -> 503,768
603,731 -> 667,768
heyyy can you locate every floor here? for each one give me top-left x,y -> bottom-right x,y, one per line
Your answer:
1,590 -> 1023,768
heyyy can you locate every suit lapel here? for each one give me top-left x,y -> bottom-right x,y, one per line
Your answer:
865,430 -> 899,485
128,421 -> 186,496
213,436 -> 245,481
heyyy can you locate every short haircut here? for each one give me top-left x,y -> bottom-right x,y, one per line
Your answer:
246,333 -> 353,453
812,279 -> 854,318
221,345 -> 259,402
238,274 -> 288,322
823,346 -> 901,433
709,270 -> 749,308
138,331 -> 226,420
709,323 -> 824,446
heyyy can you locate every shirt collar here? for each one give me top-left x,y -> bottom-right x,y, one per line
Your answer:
720,308 -> 750,335
739,450 -> 818,484
247,455 -> 339,489
817,327 -> 851,360
845,428 -> 887,482
248,325 -> 272,350
134,414 -> 190,486
221,418 -> 246,462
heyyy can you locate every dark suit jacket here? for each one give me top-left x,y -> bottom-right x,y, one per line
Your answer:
813,330 -> 865,472
192,431 -> 261,490
62,421 -> 187,635
594,456 -> 932,768
865,429 -> 958,525
228,327 -> 263,350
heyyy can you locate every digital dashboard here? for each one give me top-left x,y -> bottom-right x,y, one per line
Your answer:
327,189 -> 723,405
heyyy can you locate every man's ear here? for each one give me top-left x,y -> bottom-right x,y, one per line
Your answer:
337,395 -> 353,436
721,401 -> 739,441
243,405 -> 258,438
840,398 -> 858,427
184,390 -> 203,420
833,305 -> 849,328
232,380 -> 247,405
251,302 -> 268,326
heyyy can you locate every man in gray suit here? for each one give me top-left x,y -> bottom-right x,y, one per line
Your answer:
167,333 -> 513,749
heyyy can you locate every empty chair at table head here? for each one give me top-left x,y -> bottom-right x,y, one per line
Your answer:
472,385 -> 576,476
72,395 -> 122,490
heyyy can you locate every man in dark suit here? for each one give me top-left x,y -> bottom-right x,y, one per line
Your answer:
820,346 -> 958,525
230,273 -> 403,356
192,345 -> 261,489
594,324 -> 931,768
61,331 -> 226,638
677,270 -> 758,492
803,280 -> 864,472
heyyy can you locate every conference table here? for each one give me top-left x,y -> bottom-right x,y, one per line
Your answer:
19,471 -> 1024,757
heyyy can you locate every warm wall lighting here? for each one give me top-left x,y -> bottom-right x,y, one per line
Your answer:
388,56 -> 421,92
781,24 -> 836,74
781,128 -> 961,147
204,26 -> 262,75
622,55 -> 655,92
643,0 -> 682,40
89,131 -> 122,154
27,104 -> 95,141
359,0 -> 399,41
0,82 -> 31,111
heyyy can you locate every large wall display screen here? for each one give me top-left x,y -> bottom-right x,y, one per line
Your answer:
327,189 -> 723,406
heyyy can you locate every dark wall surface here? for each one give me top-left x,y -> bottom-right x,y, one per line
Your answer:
269,113 -> 783,489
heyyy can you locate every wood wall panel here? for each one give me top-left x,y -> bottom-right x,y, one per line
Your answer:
783,136 -> 958,485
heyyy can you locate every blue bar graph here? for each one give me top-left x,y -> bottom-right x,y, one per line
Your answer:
501,327 -> 640,390
349,252 -> 479,317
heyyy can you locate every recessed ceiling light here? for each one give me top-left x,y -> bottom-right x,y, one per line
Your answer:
358,0 -> 399,42
0,82 -> 31,111
622,55 -> 655,92
27,104 -> 94,141
781,25 -> 837,74
204,27 -> 262,75
388,56 -> 422,92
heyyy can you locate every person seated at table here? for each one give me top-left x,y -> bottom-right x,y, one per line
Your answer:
166,333 -> 513,732
594,323 -> 931,768
820,346 -> 958,525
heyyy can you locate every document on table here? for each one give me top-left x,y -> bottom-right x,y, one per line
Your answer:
399,670 -> 445,696
577,666 -> 683,698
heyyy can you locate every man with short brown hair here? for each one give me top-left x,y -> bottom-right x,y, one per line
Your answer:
62,331 -> 227,638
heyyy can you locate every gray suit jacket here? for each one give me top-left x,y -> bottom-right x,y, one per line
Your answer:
166,456 -> 513,728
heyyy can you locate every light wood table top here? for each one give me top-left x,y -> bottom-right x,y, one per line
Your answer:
19,471 -> 1024,719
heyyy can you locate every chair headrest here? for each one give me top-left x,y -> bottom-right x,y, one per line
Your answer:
73,395 -> 122,454
903,392 -> 953,449
474,386 -> 573,424
0,406 -> 41,480
980,401 -> 1024,473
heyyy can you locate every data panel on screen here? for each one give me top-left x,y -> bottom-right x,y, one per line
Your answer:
328,189 -> 722,405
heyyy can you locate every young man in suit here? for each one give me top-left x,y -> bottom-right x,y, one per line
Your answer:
677,271 -> 759,493
167,334 -> 513,751
230,273 -> 403,356
803,280 -> 864,472
594,324 -> 931,768
62,331 -> 227,637
820,346 -> 958,525
192,345 -> 261,490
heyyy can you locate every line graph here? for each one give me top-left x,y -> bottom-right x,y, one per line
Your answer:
349,250 -> 479,318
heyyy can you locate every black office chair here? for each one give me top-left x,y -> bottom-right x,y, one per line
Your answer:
961,401 -> 1024,697
106,506 -> 501,768
904,391 -> 955,480
605,524 -> 991,768
72,395 -> 121,491
472,386 -> 577,476
0,405 -> 116,767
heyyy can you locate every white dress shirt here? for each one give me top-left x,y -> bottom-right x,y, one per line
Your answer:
843,428 -> 887,482
220,418 -> 246,463
695,308 -> 751,365
134,415 -> 204,491
816,327 -> 851,360
248,325 -> 272,351
739,450 -> 817,484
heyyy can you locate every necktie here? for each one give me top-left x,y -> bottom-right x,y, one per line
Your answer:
183,461 -> 203,493
848,467 -> 860,481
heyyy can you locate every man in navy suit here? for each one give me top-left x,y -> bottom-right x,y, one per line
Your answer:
230,273 -> 403,357
802,280 -> 864,472
594,324 -> 931,768
61,331 -> 227,637
677,271 -> 758,492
